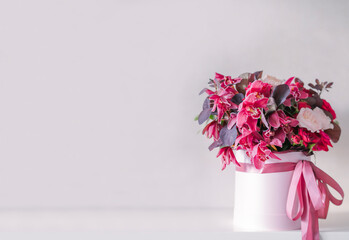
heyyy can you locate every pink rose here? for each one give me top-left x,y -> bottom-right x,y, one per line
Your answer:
297,107 -> 333,133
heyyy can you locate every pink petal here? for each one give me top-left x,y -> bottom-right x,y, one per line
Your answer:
215,73 -> 225,80
269,111 -> 280,128
269,151 -> 281,160
205,89 -> 215,95
236,111 -> 248,128
285,77 -> 294,85
283,98 -> 292,107
208,125 -> 214,138
227,115 -> 237,129
216,148 -> 224,158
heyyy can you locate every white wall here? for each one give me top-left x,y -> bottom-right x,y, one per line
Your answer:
0,0 -> 348,211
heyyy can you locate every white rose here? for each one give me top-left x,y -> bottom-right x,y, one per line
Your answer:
297,107 -> 334,132
262,74 -> 283,87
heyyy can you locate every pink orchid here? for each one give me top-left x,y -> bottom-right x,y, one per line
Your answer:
236,93 -> 268,131
269,128 -> 286,147
215,73 -> 242,88
262,128 -> 286,148
269,110 -> 298,130
227,114 -> 237,129
217,147 -> 240,170
245,80 -> 272,97
242,93 -> 269,109
209,88 -> 234,122
215,73 -> 226,80
235,130 -> 263,151
269,111 -> 281,128
263,129 -> 274,139
279,112 -> 298,134
236,110 -> 259,132
202,120 -> 221,141
284,77 -> 308,106
251,141 -> 280,169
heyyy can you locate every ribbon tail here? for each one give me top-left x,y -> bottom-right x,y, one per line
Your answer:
286,161 -> 304,221
301,186 -> 320,240
317,182 -> 330,219
311,162 -> 344,206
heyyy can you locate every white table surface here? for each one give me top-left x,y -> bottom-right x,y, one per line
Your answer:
0,208 -> 348,240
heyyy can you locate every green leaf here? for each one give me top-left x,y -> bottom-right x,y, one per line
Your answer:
194,115 -> 199,121
284,106 -> 298,116
308,143 -> 316,153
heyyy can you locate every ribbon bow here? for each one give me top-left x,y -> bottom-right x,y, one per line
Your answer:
286,161 -> 344,240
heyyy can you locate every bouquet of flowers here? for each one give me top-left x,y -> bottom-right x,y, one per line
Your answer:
197,71 -> 341,170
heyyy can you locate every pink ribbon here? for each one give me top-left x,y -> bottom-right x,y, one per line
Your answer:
236,161 -> 344,240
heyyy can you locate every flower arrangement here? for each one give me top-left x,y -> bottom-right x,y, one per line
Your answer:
197,71 -> 341,170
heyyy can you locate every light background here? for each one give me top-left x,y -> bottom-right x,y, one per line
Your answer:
0,0 -> 348,213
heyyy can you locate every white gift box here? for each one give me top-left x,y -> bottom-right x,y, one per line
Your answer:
233,150 -> 311,231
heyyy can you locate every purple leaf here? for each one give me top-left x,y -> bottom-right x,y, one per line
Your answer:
199,88 -> 208,95
305,97 -> 316,106
238,72 -> 251,79
203,97 -> 210,110
323,110 -> 334,120
314,85 -> 323,91
305,95 -> 323,108
208,79 -> 214,84
236,79 -> 253,95
208,79 -> 216,88
208,139 -> 223,151
214,78 -> 220,86
248,72 -> 258,81
308,89 -> 317,95
219,125 -> 238,147
198,108 -> 212,125
308,83 -> 316,88
326,82 -> 333,88
272,84 -> 290,106
254,70 -> 263,80
236,72 -> 254,94
325,122 -> 341,143
231,93 -> 244,105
